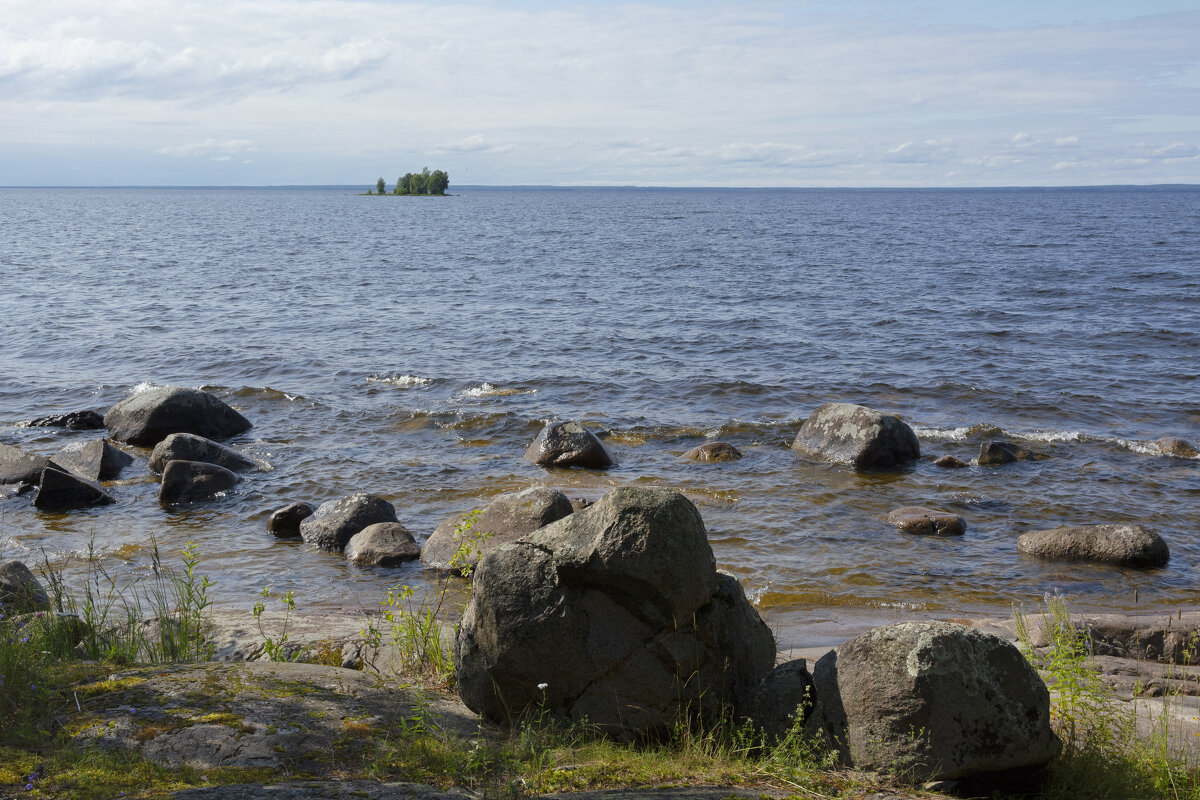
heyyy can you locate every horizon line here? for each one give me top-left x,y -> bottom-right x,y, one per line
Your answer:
2,182 -> 1199,191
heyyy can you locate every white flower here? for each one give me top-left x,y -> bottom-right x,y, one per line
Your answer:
537,683 -> 549,691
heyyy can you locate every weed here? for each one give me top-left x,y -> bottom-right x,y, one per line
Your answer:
252,586 -> 302,662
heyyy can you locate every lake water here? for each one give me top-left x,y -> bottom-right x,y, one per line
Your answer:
2,186 -> 1198,646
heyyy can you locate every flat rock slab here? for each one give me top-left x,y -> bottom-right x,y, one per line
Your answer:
1017,524 -> 1169,568
71,661 -> 480,772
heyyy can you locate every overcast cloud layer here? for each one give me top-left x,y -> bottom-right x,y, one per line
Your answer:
2,0 -> 1199,186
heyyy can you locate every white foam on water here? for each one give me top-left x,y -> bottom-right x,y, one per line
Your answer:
913,425 -> 974,441
1025,429 -> 1084,443
366,373 -> 433,388
459,382 -> 537,398
130,381 -> 162,395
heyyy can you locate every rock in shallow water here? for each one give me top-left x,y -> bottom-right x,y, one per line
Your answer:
524,421 -> 613,469
683,442 -> 743,462
934,455 -> 969,469
1017,524 -> 1169,568
345,522 -> 420,566
0,443 -> 50,487
150,432 -> 259,474
791,403 -> 919,471
977,440 -> 1049,465
52,439 -> 133,482
421,486 -> 573,571
34,464 -> 116,510
158,460 -> 240,505
25,410 -> 106,430
455,486 -> 775,735
300,493 -> 398,552
268,502 -> 316,538
104,386 -> 251,447
1157,436 -> 1198,459
886,506 -> 966,536
808,621 -> 1058,781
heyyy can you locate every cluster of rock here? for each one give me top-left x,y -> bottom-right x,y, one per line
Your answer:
451,486 -> 1059,781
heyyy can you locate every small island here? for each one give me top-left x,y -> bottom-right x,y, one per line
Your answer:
363,167 -> 449,196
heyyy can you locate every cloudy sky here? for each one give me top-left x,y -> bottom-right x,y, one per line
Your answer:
3,0 -> 1199,186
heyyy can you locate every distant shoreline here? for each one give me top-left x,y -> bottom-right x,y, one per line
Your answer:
3,183 -> 1199,191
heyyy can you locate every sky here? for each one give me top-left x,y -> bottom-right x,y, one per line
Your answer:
2,0 -> 1199,187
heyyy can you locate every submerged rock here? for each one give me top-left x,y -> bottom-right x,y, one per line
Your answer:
1017,524 -> 1169,568
104,386 -> 251,447
267,502 -> 316,538
345,523 -> 421,566
33,464 -> 116,510
149,433 -> 259,474
421,487 -> 573,572
791,403 -> 919,471
25,410 -> 106,430
455,487 -> 775,735
886,506 -> 966,537
0,443 -> 50,486
934,455 -> 969,469
299,493 -> 398,552
524,421 -> 613,469
158,460 -> 240,505
0,559 -> 52,613
977,440 -> 1050,465
1157,436 -> 1198,459
52,439 -> 134,482
808,621 -> 1058,781
683,442 -> 743,462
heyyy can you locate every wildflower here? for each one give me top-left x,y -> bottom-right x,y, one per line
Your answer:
537,683 -> 549,691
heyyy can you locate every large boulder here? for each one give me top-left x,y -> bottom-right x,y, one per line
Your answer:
748,659 -> 815,745
455,487 -> 775,735
0,443 -> 50,486
158,460 -> 240,505
104,386 -> 251,447
52,439 -> 134,482
267,502 -> 316,538
791,403 -> 919,471
345,523 -> 421,566
977,440 -> 1050,465
808,622 -> 1058,781
25,410 -> 106,430
0,560 -> 52,613
421,487 -> 574,571
524,421 -> 613,469
1017,524 -> 1169,568
886,506 -> 966,537
33,464 -> 116,510
299,493 -> 398,552
149,433 -> 259,474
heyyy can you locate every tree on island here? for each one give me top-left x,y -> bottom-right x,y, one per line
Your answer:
376,176 -> 386,194
392,167 -> 449,196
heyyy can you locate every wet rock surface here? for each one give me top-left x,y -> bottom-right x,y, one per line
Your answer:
524,421 -> 613,469
150,432 -> 260,474
1158,436 -> 1199,458
104,385 -> 252,447
683,442 -> 743,462
807,621 -> 1058,781
977,440 -> 1050,465
422,486 -> 573,571
455,487 -> 775,735
300,492 -> 399,552
24,409 -> 106,430
933,455 -> 969,469
33,463 -> 117,510
0,442 -> 50,486
791,403 -> 920,471
886,506 -> 966,536
158,460 -> 240,505
267,501 -> 316,537
51,438 -> 134,482
1017,524 -> 1169,568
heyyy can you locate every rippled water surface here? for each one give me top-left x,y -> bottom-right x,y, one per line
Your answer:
2,186 -> 1198,645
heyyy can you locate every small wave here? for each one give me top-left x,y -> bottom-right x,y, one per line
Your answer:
367,373 -> 433,388
1024,430 -> 1083,443
233,386 -> 304,402
914,423 -> 1004,441
131,381 -> 162,395
459,382 -> 537,399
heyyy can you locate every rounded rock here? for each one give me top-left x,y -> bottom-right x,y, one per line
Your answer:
1017,524 -> 1169,568
345,523 -> 421,566
524,421 -> 613,469
299,493 -> 398,552
158,460 -> 240,505
791,403 -> 919,471
267,502 -> 316,538
0,560 -> 52,613
886,506 -> 966,537
683,442 -> 743,462
933,455 -> 969,469
104,385 -> 251,447
1157,436 -> 1198,459
422,486 -> 573,572
150,433 -> 260,474
977,440 -> 1050,465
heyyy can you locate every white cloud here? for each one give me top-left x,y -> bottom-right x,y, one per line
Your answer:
1054,136 -> 1080,146
155,138 -> 255,157
429,135 -> 513,155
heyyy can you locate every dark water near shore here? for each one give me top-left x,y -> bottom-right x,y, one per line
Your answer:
2,186 -> 1198,646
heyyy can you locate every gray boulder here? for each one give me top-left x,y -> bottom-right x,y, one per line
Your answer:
104,386 -> 251,447
52,439 -> 134,482
421,487 -> 573,571
158,460 -> 240,505
0,443 -> 50,486
748,659 -> 815,745
149,433 -> 259,474
977,440 -> 1050,465
0,559 -> 52,613
455,487 -> 775,735
299,493 -> 398,552
1157,436 -> 1198,459
1017,524 -> 1169,568
345,523 -> 421,566
524,421 -> 613,469
934,455 -> 969,469
683,442 -> 743,462
791,403 -> 919,471
886,506 -> 966,537
33,464 -> 116,510
808,621 -> 1058,781
268,502 -> 316,538
26,410 -> 106,430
